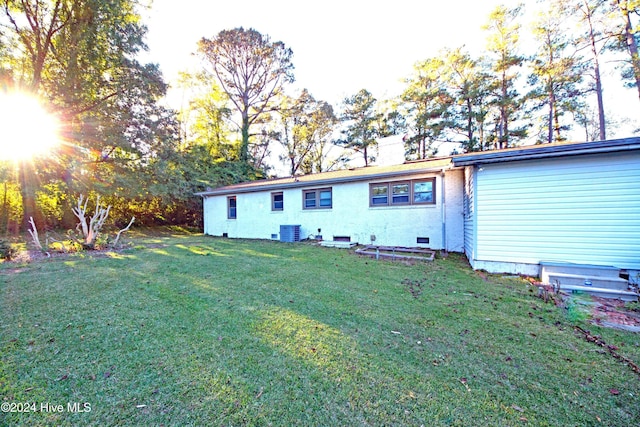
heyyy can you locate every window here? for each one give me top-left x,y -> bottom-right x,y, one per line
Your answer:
391,182 -> 410,204
272,192 -> 283,211
227,196 -> 237,219
370,184 -> 388,206
370,178 -> 436,207
304,191 -> 316,208
303,188 -> 332,209
319,189 -> 332,207
413,180 -> 434,204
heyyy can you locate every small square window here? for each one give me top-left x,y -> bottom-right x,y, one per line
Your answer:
272,192 -> 284,211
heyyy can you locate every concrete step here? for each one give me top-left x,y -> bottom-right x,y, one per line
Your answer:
319,240 -> 357,249
557,284 -> 638,302
547,272 -> 630,291
541,261 -> 621,281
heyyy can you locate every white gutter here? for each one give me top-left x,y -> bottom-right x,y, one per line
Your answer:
440,167 -> 449,251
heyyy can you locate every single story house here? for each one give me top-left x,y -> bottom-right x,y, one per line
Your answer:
197,137 -> 640,280
196,157 -> 465,252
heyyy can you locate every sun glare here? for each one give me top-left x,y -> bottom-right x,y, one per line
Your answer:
0,92 -> 60,161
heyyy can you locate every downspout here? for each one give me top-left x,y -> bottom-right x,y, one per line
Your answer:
441,168 -> 446,252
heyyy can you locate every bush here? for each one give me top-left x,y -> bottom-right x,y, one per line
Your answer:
0,239 -> 17,260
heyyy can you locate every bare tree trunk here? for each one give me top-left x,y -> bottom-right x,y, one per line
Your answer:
580,0 -> 607,140
617,0 -> 640,102
19,161 -> 40,232
290,156 -> 296,176
241,110 -> 251,163
466,99 -> 474,148
2,181 -> 7,236
112,217 -> 135,247
500,70 -> 509,149
27,217 -> 48,255
547,90 -> 555,143
72,195 -> 111,249
593,59 -> 606,140
553,99 -> 563,141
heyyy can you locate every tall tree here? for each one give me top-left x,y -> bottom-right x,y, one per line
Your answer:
337,89 -> 381,166
483,4 -> 527,148
275,89 -> 337,176
529,2 -> 585,143
401,58 -> 453,160
1,0 -> 177,229
176,71 -> 233,158
197,27 -> 295,164
610,0 -> 640,102
441,48 -> 493,152
1,0 -> 63,91
572,0 -> 610,140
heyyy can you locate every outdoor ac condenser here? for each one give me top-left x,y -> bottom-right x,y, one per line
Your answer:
279,225 -> 301,243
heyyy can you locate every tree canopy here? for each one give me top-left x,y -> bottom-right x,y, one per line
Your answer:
1,0 -> 639,234
197,27 -> 295,164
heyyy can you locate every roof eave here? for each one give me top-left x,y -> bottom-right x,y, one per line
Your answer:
195,163 -> 456,197
453,137 -> 640,167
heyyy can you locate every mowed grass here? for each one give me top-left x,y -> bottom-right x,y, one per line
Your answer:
1,231 -> 639,426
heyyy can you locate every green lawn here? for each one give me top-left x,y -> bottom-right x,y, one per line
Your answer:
1,231 -> 639,426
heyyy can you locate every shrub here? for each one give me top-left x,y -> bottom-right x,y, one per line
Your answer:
0,239 -> 17,260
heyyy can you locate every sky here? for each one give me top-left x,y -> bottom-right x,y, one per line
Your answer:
141,0 -> 510,108
140,0 -> 638,148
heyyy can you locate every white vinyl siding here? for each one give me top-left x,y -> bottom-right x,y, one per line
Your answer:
463,166 -> 476,262
474,152 -> 640,270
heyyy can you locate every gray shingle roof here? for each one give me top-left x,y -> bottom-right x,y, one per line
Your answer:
195,157 -> 453,197
453,137 -> 640,166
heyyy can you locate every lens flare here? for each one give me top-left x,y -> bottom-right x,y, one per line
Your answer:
0,92 -> 60,161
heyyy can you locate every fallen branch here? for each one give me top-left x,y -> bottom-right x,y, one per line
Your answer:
112,217 -> 135,248
574,325 -> 640,377
27,217 -> 50,257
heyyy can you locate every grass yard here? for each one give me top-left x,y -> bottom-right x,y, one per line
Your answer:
1,231 -> 639,426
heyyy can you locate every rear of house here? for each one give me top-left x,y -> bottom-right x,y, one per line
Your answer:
196,158 -> 465,251
197,137 -> 640,291
454,137 -> 640,279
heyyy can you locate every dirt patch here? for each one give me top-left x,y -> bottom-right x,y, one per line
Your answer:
531,279 -> 640,332
590,297 -> 640,332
